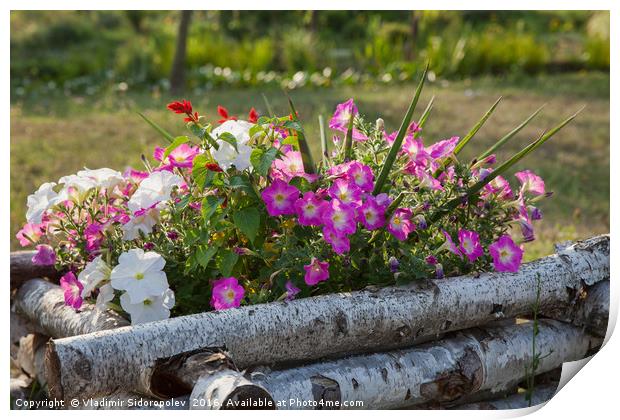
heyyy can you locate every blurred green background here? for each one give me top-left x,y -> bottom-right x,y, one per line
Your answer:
10,10 -> 609,259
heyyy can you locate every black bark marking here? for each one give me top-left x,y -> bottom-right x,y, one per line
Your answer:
310,375 -> 341,410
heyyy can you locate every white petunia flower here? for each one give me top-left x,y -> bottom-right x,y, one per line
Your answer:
120,288 -> 175,325
58,174 -> 98,194
127,171 -> 182,213
77,167 -> 124,190
121,207 -> 161,241
96,283 -> 115,310
78,255 -> 112,298
210,120 -> 254,171
110,248 -> 169,304
26,182 -> 59,224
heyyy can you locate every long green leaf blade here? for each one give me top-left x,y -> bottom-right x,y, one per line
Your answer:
477,104 -> 546,161
286,94 -> 315,174
138,112 -> 175,143
319,114 -> 328,160
343,111 -> 355,161
418,96 -> 435,129
454,96 -> 502,155
372,62 -> 429,195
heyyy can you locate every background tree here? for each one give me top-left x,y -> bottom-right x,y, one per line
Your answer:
169,10 -> 192,95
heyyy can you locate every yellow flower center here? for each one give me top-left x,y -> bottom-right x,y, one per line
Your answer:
275,193 -> 285,203
135,273 -> 144,280
225,289 -> 236,302
392,217 -> 401,226
143,299 -> 152,305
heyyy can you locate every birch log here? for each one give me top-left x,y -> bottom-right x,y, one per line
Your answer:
46,235 -> 609,401
14,278 -> 129,338
217,320 -> 596,410
543,281 -> 609,337
11,251 -> 59,289
453,384 -> 557,410
190,370 -> 275,410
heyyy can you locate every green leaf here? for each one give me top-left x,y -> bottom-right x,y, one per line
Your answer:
251,147 -> 278,177
477,104 -> 545,161
217,132 -> 239,152
163,136 -> 190,160
138,112 -> 175,143
216,249 -> 239,277
262,93 -> 275,118
195,245 -> 218,268
453,96 -> 502,155
343,111 -> 355,161
233,206 -> 261,243
428,108 -> 581,224
228,174 -> 260,201
318,114 -> 328,160
417,96 -> 435,129
202,196 -> 224,222
286,95 -> 315,174
373,62 -> 429,195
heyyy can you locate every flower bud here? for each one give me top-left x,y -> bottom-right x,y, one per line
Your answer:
375,118 -> 385,132
388,256 -> 400,273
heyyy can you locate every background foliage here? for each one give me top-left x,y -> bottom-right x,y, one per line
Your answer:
10,11 -> 609,260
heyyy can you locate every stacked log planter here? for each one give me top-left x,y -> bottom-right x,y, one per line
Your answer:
10,235 -> 610,410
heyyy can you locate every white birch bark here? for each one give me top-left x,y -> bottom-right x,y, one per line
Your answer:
239,320 -> 597,409
46,235 -> 609,402
11,251 -> 59,289
453,383 -> 557,410
14,278 -> 129,338
189,369 -> 275,410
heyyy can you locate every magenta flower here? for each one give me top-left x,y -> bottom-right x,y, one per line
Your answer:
410,166 -> 443,191
387,208 -> 415,241
489,235 -> 524,273
375,193 -> 392,207
294,192 -> 326,226
168,143 -> 200,168
16,223 -> 45,247
402,137 -> 430,167
483,174 -> 513,199
458,229 -> 484,262
285,281 -> 301,301
272,150 -> 319,183
303,257 -> 330,286
328,99 -> 367,141
322,226 -> 350,255
211,277 -> 245,310
357,195 -> 386,230
346,162 -> 374,192
84,223 -> 105,252
441,230 -> 463,257
328,179 -> 363,207
60,272 -> 83,310
515,170 -> 545,196
321,199 -> 357,235
32,244 -> 56,266
261,179 -> 300,217
426,136 -> 459,159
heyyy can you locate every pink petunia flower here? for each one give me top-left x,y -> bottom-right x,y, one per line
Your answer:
322,226 -> 350,255
285,281 -> 301,301
441,230 -> 463,257
211,277 -> 245,310
294,192 -> 326,226
515,170 -> 545,196
328,99 -> 367,141
326,161 -> 354,178
84,223 -> 105,252
483,174 -> 513,200
458,229 -> 484,262
261,179 -> 300,217
303,257 -> 330,286
16,223 -> 45,247
426,136 -> 460,159
168,144 -> 200,168
346,162 -> 374,192
384,122 -> 421,144
321,199 -> 357,236
32,244 -> 56,266
272,150 -> 318,183
402,137 -> 430,167
357,195 -> 386,230
410,166 -> 443,191
387,208 -> 415,241
60,272 -> 83,309
489,235 -> 524,273
327,179 -> 363,207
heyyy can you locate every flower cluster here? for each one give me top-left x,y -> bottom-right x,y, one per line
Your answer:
19,94 -> 552,325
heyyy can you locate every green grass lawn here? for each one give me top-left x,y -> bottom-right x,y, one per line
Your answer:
10,72 -> 609,260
